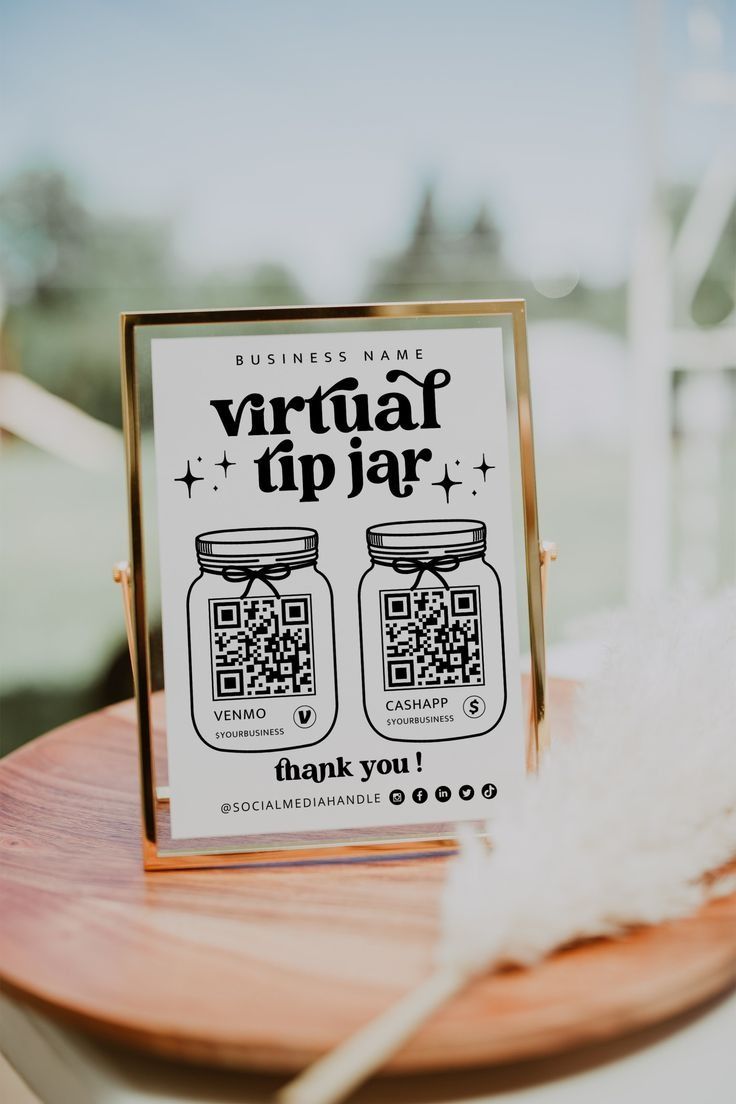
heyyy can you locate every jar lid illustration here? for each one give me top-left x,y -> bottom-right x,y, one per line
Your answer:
196,527 -> 318,570
366,519 -> 486,562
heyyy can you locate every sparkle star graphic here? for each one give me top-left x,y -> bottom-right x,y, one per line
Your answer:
174,460 -> 204,498
432,463 -> 462,504
215,451 -> 236,478
474,454 -> 495,481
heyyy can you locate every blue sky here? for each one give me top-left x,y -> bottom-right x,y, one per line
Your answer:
1,0 -> 733,296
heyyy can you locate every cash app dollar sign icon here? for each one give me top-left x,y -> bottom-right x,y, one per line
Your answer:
462,694 -> 486,718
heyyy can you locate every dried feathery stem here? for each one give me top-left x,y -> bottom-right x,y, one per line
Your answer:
277,592 -> 736,1104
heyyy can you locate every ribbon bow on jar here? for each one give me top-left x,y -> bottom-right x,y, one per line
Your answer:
222,563 -> 292,598
391,555 -> 460,590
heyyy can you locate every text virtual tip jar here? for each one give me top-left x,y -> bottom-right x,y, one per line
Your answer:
187,527 -> 337,752
358,519 -> 507,742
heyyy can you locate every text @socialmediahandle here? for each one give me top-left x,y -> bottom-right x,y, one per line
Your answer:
218,781 -> 498,818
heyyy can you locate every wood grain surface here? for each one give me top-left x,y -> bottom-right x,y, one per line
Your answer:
1,682 -> 735,1074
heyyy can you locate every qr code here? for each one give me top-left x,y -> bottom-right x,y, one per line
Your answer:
380,586 -> 484,691
209,595 -> 315,699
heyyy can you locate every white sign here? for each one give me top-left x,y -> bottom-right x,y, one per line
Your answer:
151,327 -> 524,841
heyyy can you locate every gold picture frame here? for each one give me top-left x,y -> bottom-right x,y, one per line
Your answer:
119,300 -> 547,870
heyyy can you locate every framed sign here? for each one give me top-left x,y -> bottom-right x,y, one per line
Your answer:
120,301 -> 545,869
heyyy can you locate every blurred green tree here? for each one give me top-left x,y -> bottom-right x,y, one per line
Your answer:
666,184 -> 735,327
0,168 -> 307,427
366,183 -> 625,332
0,168 -> 92,305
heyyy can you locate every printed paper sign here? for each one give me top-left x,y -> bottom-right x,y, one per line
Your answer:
151,327 -> 524,840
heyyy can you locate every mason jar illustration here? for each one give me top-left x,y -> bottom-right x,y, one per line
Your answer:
187,527 -> 337,752
358,520 -> 506,742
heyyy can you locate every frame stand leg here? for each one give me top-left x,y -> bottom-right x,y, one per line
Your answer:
112,561 -> 134,660
113,560 -> 169,804
527,540 -> 557,772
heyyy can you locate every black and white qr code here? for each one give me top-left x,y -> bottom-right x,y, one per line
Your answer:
380,586 -> 485,691
209,595 -> 315,700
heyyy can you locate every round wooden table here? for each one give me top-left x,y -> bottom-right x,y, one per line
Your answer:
1,683 -> 735,1075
